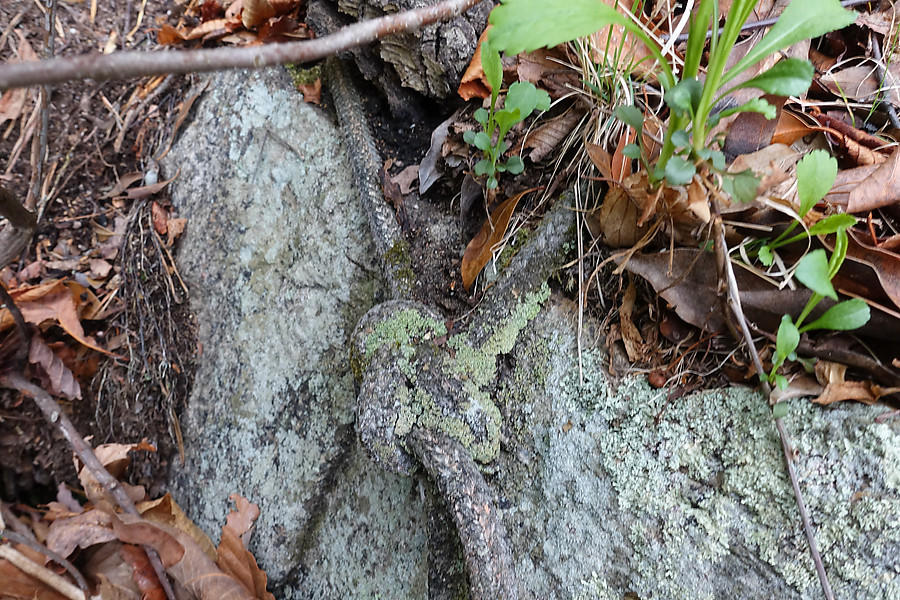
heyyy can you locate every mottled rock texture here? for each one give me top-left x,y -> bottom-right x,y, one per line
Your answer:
164,67 -> 900,600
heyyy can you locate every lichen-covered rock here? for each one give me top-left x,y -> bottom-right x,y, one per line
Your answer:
497,302 -> 900,600
162,66 -> 408,588
162,67 -> 900,600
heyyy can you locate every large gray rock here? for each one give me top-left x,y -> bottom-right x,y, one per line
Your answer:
164,68 -> 900,599
163,66 -> 425,592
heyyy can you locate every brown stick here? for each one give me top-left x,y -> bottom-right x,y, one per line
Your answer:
0,0 -> 485,91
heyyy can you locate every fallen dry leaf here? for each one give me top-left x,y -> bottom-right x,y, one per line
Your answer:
216,495 -> 275,600
112,513 -> 256,600
418,112 -> 455,194
457,26 -> 492,101
525,109 -> 583,163
461,188 -> 539,291
152,201 -> 169,235
845,149 -> 900,214
0,544 -> 72,600
138,494 -> 217,561
391,165 -> 419,195
29,336 -> 81,400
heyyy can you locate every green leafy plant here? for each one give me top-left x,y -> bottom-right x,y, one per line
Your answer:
463,41 -> 550,189
487,0 -> 856,191
762,151 -> 870,388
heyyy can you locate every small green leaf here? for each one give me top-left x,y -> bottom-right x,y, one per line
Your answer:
796,150 -> 838,216
795,249 -> 837,300
494,108 -> 523,139
725,169 -> 760,204
487,175 -> 499,189
481,41 -> 503,102
772,402 -> 790,419
505,81 -> 539,118
776,314 -> 800,364
772,373 -> 788,390
474,159 -> 492,176
622,143 -> 642,159
730,58 -> 815,96
759,245 -> 774,266
801,299 -> 870,332
671,129 -> 690,148
697,148 -> 726,170
474,108 -> 489,125
708,97 -> 776,128
505,155 -> 525,174
535,88 -> 551,112
808,213 -> 856,236
664,155 -> 696,186
473,131 -> 492,152
488,0 -> 675,88
665,78 -> 703,117
463,130 -> 477,145
615,105 -> 645,132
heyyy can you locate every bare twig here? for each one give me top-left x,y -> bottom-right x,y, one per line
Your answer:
0,0 -> 485,90
0,529 -> 90,594
0,543 -> 86,600
870,33 -> 900,130
710,208 -> 835,600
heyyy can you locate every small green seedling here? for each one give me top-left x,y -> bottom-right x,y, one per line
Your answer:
765,151 -> 870,389
486,0 -> 856,192
463,41 -> 550,189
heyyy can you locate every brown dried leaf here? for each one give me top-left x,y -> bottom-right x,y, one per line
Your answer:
0,545 -> 72,600
241,0 -> 276,29
103,172 -> 145,199
772,109 -> 814,146
157,24 -> 186,45
166,218 -> 188,247
586,143 -> 614,181
151,201 -> 168,235
820,64 -> 897,105
28,336 -> 81,400
124,174 -> 178,200
216,495 -> 274,600
524,109 -> 582,163
458,27 -> 491,101
611,126 -> 636,182
0,88 -> 27,127
596,186 -> 648,248
120,544 -> 166,600
391,165 -> 419,195
461,188 -> 538,291
46,509 -> 116,558
619,278 -> 648,362
845,149 -> 900,213
138,494 -> 217,561
418,112 -> 455,194
112,513 -> 255,600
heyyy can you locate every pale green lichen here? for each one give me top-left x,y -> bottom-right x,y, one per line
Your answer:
562,349 -> 900,599
359,308 -> 446,379
449,283 -> 551,387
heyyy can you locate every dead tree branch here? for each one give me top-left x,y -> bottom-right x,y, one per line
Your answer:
0,0 -> 485,91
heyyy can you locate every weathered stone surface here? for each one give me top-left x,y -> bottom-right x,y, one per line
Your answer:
162,66 -> 408,588
164,68 -> 900,599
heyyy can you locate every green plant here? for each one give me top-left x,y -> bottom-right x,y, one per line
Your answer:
487,0 -> 857,191
463,41 -> 550,189
761,150 -> 870,388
